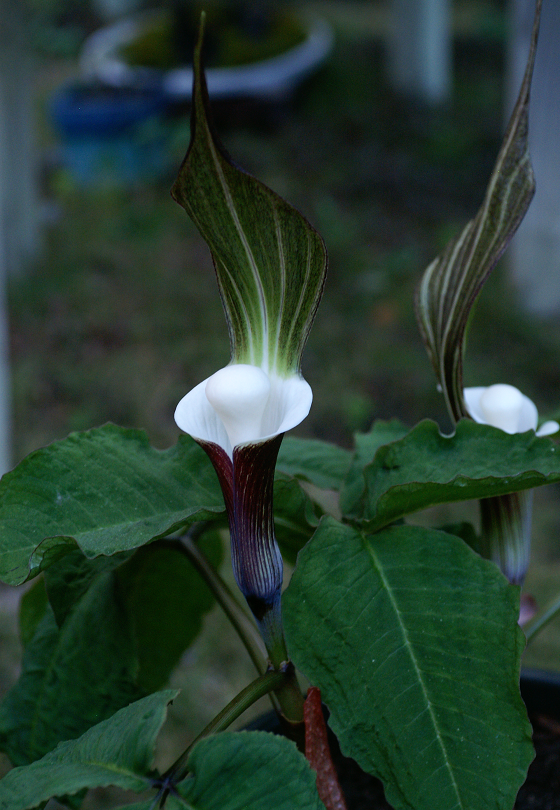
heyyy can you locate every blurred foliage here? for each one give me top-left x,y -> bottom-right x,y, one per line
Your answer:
15,1 -> 560,457
122,3 -> 307,69
26,0 -> 101,57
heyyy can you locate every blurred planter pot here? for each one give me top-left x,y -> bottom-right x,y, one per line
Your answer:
79,9 -> 334,103
50,81 -> 168,185
246,670 -> 560,810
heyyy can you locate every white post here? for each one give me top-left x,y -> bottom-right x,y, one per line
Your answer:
506,0 -> 560,315
387,0 -> 452,104
0,0 -> 42,473
0,217 -> 12,476
0,0 -> 41,279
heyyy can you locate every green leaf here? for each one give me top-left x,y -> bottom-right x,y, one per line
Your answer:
176,731 -> 323,809
2,537 -> 219,767
437,521 -> 479,553
284,518 -> 533,810
0,425 -> 225,586
340,419 -> 409,518
171,23 -> 327,376
0,573 -> 142,766
273,473 -> 321,565
44,548 -> 129,627
415,1 -> 542,421
360,419 -> 560,529
18,578 -> 48,647
116,536 -> 222,692
113,803 -> 161,810
0,690 -> 178,810
276,436 -> 352,490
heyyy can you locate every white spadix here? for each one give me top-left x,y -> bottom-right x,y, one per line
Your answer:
175,364 -> 313,458
205,364 -> 271,450
464,384 -> 558,437
479,384 -> 523,434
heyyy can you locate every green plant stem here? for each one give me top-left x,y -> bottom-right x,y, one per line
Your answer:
183,531 -> 303,724
524,593 -> 560,642
182,533 -> 266,675
268,659 -> 305,727
161,668 -> 287,785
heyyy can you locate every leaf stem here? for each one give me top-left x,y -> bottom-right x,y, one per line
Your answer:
161,668 -> 286,785
182,531 -> 266,675
524,592 -> 560,642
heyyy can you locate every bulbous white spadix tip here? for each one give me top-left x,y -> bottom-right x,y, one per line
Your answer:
479,384 -> 523,434
205,364 -> 271,449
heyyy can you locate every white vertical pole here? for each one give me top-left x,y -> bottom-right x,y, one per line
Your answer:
0,0 -> 41,474
0,109 -> 12,473
0,0 -> 41,279
506,0 -> 560,315
387,0 -> 452,105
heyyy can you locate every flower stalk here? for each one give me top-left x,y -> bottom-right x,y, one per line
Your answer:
159,668 -> 288,789
171,15 -> 326,722
479,490 -> 533,587
465,384 -> 557,585
414,1 -> 551,587
181,532 -> 267,676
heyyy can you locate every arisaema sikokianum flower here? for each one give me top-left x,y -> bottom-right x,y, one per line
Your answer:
415,0 -> 554,589
464,384 -> 558,586
171,20 -> 327,671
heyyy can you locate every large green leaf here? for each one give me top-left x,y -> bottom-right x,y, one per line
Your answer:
115,732 -> 324,810
0,690 -> 177,810
44,548 -> 129,627
171,22 -> 327,375
415,1 -> 542,421
0,425 -> 225,586
358,419 -> 560,529
18,578 -> 48,647
0,574 -> 142,766
176,731 -> 324,810
276,436 -> 352,491
340,419 -> 409,518
116,536 -> 222,692
1,537 -> 221,766
284,518 -> 533,810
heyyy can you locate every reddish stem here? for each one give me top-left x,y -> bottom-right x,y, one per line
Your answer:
304,687 -> 348,810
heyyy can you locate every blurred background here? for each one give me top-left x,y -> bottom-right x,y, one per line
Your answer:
1,0 -> 560,799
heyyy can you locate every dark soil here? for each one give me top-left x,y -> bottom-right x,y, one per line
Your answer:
515,713 -> 560,810
331,710 -> 560,810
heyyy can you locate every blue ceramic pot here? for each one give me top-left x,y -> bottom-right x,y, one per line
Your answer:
50,81 -> 168,184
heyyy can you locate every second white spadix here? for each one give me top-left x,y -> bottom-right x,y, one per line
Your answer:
464,384 -> 558,436
479,384 -> 524,434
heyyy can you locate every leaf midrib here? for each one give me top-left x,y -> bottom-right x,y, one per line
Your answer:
364,536 -> 464,809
